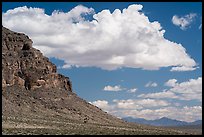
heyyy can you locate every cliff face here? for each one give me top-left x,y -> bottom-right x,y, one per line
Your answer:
2,26 -> 72,91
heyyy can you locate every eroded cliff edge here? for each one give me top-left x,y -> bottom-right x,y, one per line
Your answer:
2,26 -> 72,92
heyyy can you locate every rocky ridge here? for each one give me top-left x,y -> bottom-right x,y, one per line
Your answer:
2,26 -> 72,91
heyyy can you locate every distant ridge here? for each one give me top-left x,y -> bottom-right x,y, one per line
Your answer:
123,117 -> 202,127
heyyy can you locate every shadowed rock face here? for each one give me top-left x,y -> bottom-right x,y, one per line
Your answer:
2,26 -> 72,92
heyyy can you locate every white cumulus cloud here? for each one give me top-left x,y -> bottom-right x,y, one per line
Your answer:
113,99 -> 143,110
170,66 -> 198,72
168,77 -> 202,101
113,98 -> 169,109
139,77 -> 202,101
165,79 -> 178,87
103,85 -> 123,91
145,81 -> 158,87
172,13 -> 197,30
127,88 -> 137,93
90,100 -> 112,112
2,4 -> 197,71
138,90 -> 178,99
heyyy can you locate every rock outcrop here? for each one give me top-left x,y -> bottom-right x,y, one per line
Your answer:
2,26 -> 72,91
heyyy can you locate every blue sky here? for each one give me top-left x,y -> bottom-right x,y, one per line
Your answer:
2,2 -> 202,122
